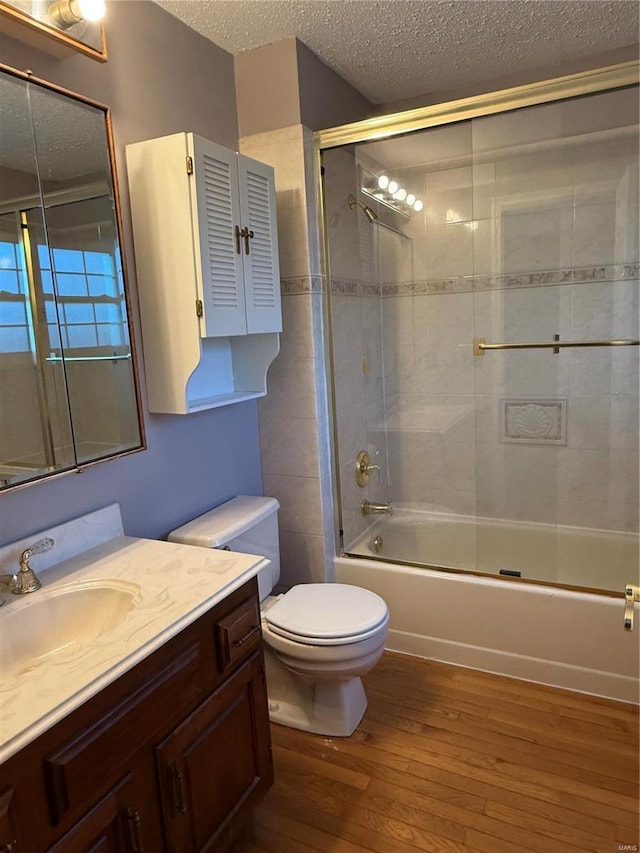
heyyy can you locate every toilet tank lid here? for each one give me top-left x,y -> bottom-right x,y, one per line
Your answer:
168,496 -> 280,548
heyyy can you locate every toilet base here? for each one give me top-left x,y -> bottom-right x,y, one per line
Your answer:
264,648 -> 368,737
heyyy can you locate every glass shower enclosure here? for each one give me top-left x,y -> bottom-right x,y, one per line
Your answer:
322,77 -> 639,595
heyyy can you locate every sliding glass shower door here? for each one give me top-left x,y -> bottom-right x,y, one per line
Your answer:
323,82 -> 639,594
472,89 -> 639,590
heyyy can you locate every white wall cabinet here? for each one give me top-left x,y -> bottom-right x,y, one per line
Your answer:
126,133 -> 281,414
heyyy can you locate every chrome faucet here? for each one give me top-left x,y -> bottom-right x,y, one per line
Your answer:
0,537 -> 54,601
361,499 -> 393,517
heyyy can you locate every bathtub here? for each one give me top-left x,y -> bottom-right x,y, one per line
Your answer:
335,509 -> 640,703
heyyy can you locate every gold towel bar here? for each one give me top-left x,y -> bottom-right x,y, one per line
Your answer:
473,337 -> 640,356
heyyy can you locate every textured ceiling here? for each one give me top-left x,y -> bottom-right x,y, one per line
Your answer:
154,0 -> 639,104
1,74 -> 109,179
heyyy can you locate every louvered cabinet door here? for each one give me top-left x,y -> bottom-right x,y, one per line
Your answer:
191,136 -> 247,337
238,154 -> 282,334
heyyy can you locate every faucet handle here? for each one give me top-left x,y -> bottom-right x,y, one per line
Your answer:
15,537 -> 53,594
356,451 -> 382,487
20,537 -> 54,567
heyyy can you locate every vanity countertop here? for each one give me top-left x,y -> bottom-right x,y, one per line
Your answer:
0,535 -> 266,764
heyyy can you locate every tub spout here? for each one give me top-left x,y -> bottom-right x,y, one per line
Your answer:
361,499 -> 393,517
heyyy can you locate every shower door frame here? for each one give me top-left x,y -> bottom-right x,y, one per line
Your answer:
314,59 -> 639,598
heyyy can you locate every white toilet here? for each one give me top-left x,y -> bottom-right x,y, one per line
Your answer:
169,495 -> 389,737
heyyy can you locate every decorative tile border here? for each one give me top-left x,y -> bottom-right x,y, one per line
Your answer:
281,275 -> 325,295
329,264 -> 639,297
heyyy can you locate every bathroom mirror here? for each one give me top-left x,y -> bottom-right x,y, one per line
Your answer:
0,64 -> 144,490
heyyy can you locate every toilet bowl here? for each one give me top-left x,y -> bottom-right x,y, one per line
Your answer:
261,583 -> 389,735
169,496 -> 389,737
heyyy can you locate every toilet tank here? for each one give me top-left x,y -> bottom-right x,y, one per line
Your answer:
168,496 -> 280,600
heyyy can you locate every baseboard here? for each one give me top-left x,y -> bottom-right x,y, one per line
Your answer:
386,628 -> 639,704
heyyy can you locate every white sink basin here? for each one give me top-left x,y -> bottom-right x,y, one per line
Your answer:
0,580 -> 140,680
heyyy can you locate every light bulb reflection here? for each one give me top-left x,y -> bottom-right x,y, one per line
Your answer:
76,0 -> 106,20
413,200 -> 424,212
387,180 -> 399,195
377,175 -> 389,190
78,0 -> 106,21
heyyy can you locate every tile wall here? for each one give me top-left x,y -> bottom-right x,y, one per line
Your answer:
326,87 -> 639,559
239,126 -> 335,586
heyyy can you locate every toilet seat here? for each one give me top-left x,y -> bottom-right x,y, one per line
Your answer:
264,583 -> 389,646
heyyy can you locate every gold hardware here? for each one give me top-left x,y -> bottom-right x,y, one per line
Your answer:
624,584 -> 640,631
315,62 -> 638,150
12,537 -> 53,594
356,450 -> 381,487
195,299 -> 203,318
232,625 -> 260,647
473,336 -> 639,356
361,499 -> 393,516
186,155 -> 193,175
125,806 -> 145,852
169,763 -> 189,814
234,226 -> 255,255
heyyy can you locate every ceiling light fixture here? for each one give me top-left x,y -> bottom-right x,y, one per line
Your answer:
46,0 -> 105,28
361,168 -> 421,217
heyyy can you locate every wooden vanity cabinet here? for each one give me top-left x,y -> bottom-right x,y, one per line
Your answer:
0,578 -> 272,853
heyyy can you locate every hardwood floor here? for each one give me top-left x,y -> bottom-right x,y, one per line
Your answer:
235,652 -> 639,853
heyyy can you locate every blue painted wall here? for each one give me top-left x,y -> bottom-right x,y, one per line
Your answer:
0,1 -> 264,545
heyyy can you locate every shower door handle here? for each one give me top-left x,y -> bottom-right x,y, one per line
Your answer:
624,584 -> 640,630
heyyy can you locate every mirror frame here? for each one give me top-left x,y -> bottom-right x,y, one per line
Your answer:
0,1 -> 107,62
0,62 -> 146,492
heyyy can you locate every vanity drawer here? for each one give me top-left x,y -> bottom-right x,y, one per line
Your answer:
45,643 -> 200,823
215,595 -> 261,672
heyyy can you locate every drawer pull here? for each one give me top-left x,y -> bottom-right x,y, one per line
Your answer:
233,625 -> 260,647
169,763 -> 189,814
125,806 -> 145,852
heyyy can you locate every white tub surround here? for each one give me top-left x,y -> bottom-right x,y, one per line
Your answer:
0,506 -> 267,764
335,555 -> 640,704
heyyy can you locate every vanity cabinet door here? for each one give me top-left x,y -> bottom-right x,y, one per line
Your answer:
0,788 -> 23,852
156,652 -> 272,853
46,775 -> 146,853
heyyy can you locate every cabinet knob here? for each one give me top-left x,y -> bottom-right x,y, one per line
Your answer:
0,842 -> 16,853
